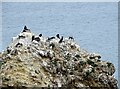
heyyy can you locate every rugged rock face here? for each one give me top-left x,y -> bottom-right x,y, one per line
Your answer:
0,27 -> 118,88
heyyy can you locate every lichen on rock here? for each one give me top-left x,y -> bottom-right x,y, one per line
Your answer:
0,26 -> 118,88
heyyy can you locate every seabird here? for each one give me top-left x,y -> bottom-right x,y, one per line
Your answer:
7,47 -> 11,54
22,26 -> 30,32
39,34 -> 42,37
32,36 -> 40,42
18,35 -> 26,39
98,56 -> 101,59
24,26 -> 27,30
15,42 -> 23,47
34,37 -> 40,42
32,35 -> 35,41
50,37 -> 55,40
47,37 -> 55,41
89,56 -> 95,59
69,36 -> 74,40
56,34 -> 60,39
49,43 -> 55,49
59,36 -> 63,43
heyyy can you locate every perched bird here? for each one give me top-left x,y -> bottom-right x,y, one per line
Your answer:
18,35 -> 26,39
32,35 -> 40,42
32,35 -> 35,41
39,34 -> 42,37
98,56 -> 101,59
56,34 -> 60,39
15,42 -> 23,47
59,36 -> 63,43
34,37 -> 40,42
69,36 -> 74,40
24,26 -> 28,30
6,47 -> 11,54
50,37 -> 55,40
47,37 -> 55,41
22,26 -> 31,32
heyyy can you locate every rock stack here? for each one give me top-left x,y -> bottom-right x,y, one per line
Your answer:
0,26 -> 118,88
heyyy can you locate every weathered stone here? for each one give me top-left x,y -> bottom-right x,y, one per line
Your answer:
0,28 -> 118,88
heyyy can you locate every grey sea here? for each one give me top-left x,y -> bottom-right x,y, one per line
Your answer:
2,2 -> 118,79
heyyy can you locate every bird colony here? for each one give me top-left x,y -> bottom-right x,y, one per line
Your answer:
0,26 -> 118,88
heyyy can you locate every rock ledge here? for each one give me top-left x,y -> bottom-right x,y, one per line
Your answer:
0,26 -> 118,88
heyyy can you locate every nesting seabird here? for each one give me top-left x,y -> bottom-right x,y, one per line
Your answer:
32,35 -> 35,41
47,37 -> 55,41
89,56 -> 95,59
24,26 -> 27,30
22,26 -> 31,32
7,47 -> 11,54
59,36 -> 63,43
34,37 -> 40,42
18,35 -> 26,39
15,42 -> 23,47
97,56 -> 101,59
56,34 -> 60,39
32,36 -> 40,42
39,34 -> 42,37
69,36 -> 74,40
51,37 -> 55,39
49,43 -> 55,49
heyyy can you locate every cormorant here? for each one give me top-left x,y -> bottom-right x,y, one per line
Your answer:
32,35 -> 35,41
47,37 -> 55,41
56,34 -> 60,39
22,26 -> 30,32
59,36 -> 63,43
69,36 -> 74,40
39,34 -> 42,37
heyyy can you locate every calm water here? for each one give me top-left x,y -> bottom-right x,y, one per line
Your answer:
2,2 -> 118,79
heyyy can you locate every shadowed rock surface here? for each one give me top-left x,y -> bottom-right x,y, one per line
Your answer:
0,28 -> 118,88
